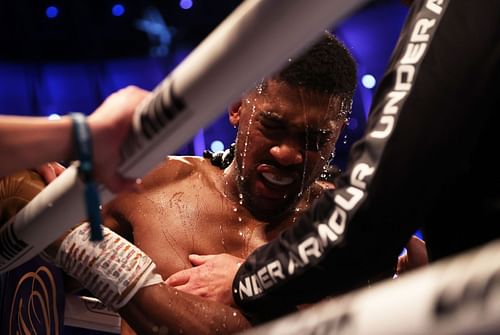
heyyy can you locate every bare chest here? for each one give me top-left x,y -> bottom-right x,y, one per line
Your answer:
123,188 -> 279,278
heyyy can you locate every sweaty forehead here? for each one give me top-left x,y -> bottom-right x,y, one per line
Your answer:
247,80 -> 341,124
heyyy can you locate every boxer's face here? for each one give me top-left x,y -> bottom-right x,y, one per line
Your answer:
230,79 -> 344,220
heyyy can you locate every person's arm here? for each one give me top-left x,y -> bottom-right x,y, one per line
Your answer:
120,284 -> 250,335
0,86 -> 149,192
103,213 -> 251,334
0,115 -> 73,174
45,219 -> 251,335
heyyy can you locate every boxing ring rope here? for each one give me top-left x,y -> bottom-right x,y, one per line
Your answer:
239,238 -> 500,335
0,0 -> 369,272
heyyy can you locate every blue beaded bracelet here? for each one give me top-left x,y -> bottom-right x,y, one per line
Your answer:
70,113 -> 103,241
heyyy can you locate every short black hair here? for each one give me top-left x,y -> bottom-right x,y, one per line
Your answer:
275,31 -> 357,100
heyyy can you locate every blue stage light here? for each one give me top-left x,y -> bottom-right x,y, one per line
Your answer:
112,4 -> 125,17
361,74 -> 376,89
46,6 -> 59,19
179,0 -> 193,10
210,140 -> 224,152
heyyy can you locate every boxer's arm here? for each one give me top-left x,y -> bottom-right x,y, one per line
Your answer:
121,283 -> 250,335
58,210 -> 135,293
42,197 -> 135,293
50,223 -> 250,335
102,202 -> 134,242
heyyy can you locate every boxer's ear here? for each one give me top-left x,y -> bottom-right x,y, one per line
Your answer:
228,101 -> 242,127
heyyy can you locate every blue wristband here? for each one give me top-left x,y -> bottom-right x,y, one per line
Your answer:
70,113 -> 103,241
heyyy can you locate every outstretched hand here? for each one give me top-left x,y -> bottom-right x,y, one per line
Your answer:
165,253 -> 243,306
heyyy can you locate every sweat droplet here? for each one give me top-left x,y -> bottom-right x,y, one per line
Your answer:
219,224 -> 225,246
238,105 -> 257,186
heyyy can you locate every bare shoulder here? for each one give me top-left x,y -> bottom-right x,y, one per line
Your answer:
104,156 -> 218,217
139,156 -> 213,189
107,156 -> 205,201
102,156 -> 212,230
104,156 -> 192,201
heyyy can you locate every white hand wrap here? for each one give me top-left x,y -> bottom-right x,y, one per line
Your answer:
55,224 -> 163,310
